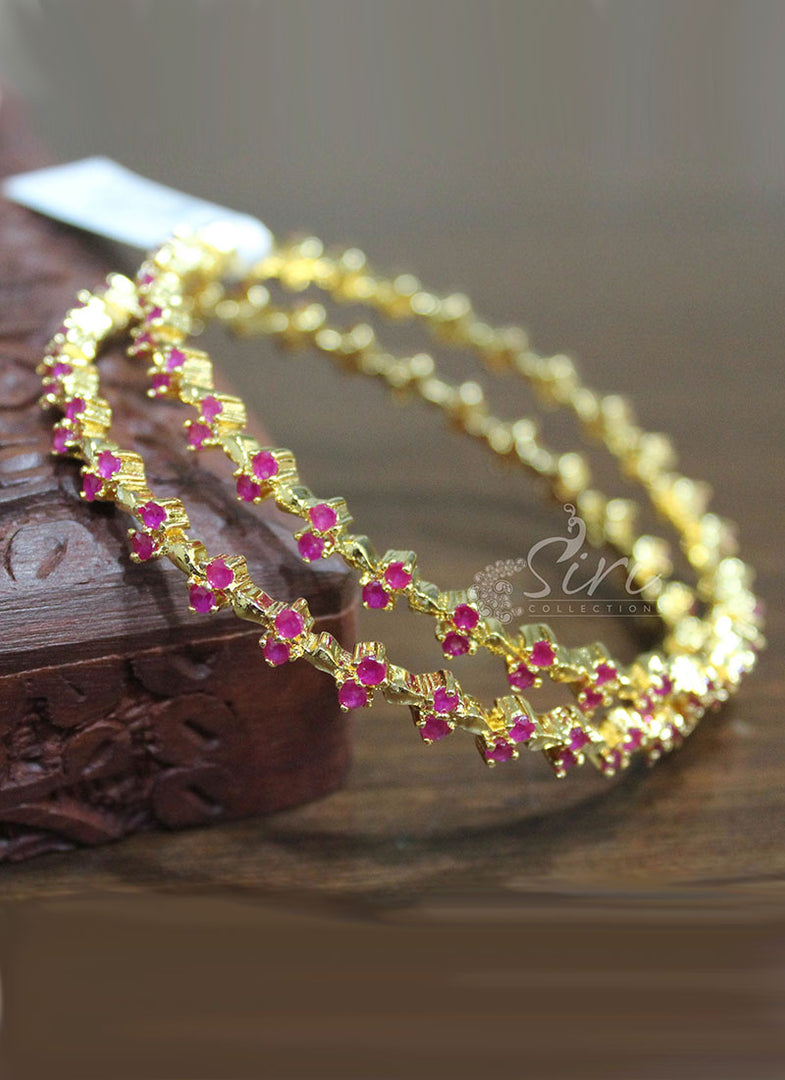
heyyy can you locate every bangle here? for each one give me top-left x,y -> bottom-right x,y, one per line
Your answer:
41,227 -> 764,779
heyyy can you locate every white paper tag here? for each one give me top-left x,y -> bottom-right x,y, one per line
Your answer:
2,156 -> 274,267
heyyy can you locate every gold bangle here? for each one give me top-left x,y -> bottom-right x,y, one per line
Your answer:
41,227 -> 764,779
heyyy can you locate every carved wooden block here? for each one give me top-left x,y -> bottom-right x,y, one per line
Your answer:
0,94 -> 355,861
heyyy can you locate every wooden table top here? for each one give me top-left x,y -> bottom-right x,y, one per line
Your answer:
1,108 -> 783,1080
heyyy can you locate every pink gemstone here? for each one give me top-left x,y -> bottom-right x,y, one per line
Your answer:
131,532 -> 156,561
507,662 -> 536,691
338,680 -> 368,710
581,688 -> 604,711
569,726 -> 591,752
384,562 -> 412,590
530,640 -> 556,667
453,603 -> 479,631
206,558 -> 234,589
356,657 -> 387,687
51,361 -> 72,379
252,450 -> 279,481
623,727 -> 644,751
485,739 -> 514,764
309,503 -> 338,532
146,305 -> 163,321
52,427 -> 70,454
190,585 -> 216,613
362,581 -> 390,609
596,660 -> 621,686
82,473 -> 102,501
656,674 -> 674,697
201,395 -> 223,421
555,748 -> 577,773
166,347 -> 186,371
132,331 -> 155,352
602,749 -> 623,774
419,714 -> 452,742
97,450 -> 121,479
236,475 -> 261,502
442,631 -> 470,657
139,501 -> 166,530
64,397 -> 85,420
151,372 -> 171,394
188,422 -> 211,449
433,687 -> 459,713
263,639 -> 291,666
275,608 -> 305,639
297,533 -> 326,562
509,715 -> 536,743
595,663 -> 617,687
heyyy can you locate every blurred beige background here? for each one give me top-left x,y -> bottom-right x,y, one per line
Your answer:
1,0 -> 783,243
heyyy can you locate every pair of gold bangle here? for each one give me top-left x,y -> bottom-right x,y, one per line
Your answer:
40,226 -> 764,780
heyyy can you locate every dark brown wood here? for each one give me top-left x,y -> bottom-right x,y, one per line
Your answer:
0,96 -> 356,861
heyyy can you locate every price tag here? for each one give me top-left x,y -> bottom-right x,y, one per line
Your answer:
2,156 -> 274,267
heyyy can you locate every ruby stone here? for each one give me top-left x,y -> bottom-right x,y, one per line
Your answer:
384,562 -> 412,590
507,662 -> 536,691
362,581 -> 390,609
569,727 -> 591,752
419,714 -> 452,742
442,631 -> 470,657
206,558 -> 234,589
236,475 -> 261,502
595,662 -> 617,686
263,639 -> 291,666
97,450 -> 122,479
275,609 -> 305,639
151,373 -> 171,394
338,680 -> 368,710
555,748 -> 577,773
201,396 -> 223,421
356,657 -> 387,687
530,640 -> 556,667
297,533 -> 326,561
82,473 -> 102,501
139,501 -> 166,530
131,532 -> 156,561
309,503 -> 338,531
252,451 -> 278,481
485,739 -> 514,764
52,427 -> 70,454
623,727 -> 644,751
188,422 -> 211,448
453,603 -> 479,631
433,688 -> 459,714
190,584 -> 216,613
509,715 -> 536,743
581,688 -> 604,711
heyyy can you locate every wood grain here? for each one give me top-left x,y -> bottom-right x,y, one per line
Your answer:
0,94 -> 356,861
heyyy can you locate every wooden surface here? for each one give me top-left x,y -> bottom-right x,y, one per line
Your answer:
0,108 -> 783,1079
0,97 -> 356,862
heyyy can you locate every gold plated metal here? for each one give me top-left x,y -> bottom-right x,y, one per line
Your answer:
40,229 -> 764,779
